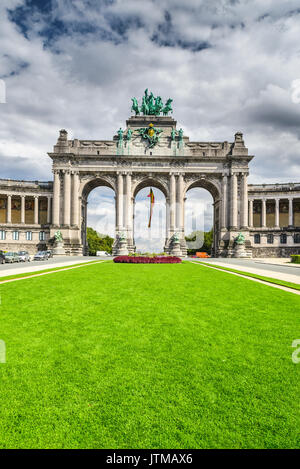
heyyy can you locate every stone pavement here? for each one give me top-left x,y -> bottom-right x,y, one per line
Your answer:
194,258 -> 300,285
253,257 -> 300,268
0,256 -> 109,278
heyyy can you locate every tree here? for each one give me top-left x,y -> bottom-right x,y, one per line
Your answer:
86,227 -> 114,255
185,228 -> 213,255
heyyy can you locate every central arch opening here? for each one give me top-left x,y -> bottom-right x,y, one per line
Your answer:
134,186 -> 166,254
185,186 -> 215,255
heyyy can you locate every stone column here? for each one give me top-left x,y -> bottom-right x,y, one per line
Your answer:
71,172 -> 80,226
248,200 -> 253,227
170,173 -> 176,232
261,199 -> 266,227
21,195 -> 25,224
63,170 -> 71,226
52,170 -> 61,226
6,195 -> 11,223
166,197 -> 170,240
47,197 -> 52,224
221,174 -> 227,229
83,200 -> 88,254
34,196 -> 39,224
182,197 -> 186,232
241,173 -> 248,229
177,173 -> 184,234
289,198 -> 293,226
230,173 -> 238,229
116,172 -> 123,231
126,173 -> 133,237
275,199 -> 280,228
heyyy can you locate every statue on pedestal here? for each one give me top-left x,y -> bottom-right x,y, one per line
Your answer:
116,231 -> 128,256
52,230 -> 66,256
233,232 -> 248,258
170,232 -> 182,256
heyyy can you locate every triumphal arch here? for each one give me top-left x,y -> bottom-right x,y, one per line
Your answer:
1,90 -> 300,257
48,90 -> 252,257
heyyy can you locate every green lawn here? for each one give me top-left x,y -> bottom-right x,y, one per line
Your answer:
0,262 -> 299,449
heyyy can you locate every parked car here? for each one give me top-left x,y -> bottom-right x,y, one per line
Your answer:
0,252 -> 5,264
34,251 -> 49,261
4,252 -> 20,263
45,250 -> 53,258
18,251 -> 31,262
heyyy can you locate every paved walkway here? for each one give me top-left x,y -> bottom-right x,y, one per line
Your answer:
192,258 -> 300,284
0,260 -> 106,284
255,258 -> 300,268
0,256 -> 110,278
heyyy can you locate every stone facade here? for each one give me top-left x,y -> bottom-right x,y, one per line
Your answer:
0,179 -> 52,254
0,114 -> 299,257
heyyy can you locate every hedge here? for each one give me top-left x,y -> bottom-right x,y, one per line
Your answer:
291,255 -> 300,264
113,256 -> 182,264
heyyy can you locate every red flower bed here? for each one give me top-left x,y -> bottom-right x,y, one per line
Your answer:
113,256 -> 182,264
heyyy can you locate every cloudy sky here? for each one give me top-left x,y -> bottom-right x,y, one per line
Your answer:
1,0 -> 300,249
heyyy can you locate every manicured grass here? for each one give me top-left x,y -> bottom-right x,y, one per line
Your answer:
195,261 -> 300,291
0,262 -> 299,449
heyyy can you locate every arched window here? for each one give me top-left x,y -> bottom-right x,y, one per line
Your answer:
254,234 -> 260,244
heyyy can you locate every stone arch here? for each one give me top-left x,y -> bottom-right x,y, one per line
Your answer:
184,176 -> 222,256
133,176 -> 168,253
184,177 -> 221,202
133,176 -> 169,199
80,176 -> 116,199
80,176 -> 116,255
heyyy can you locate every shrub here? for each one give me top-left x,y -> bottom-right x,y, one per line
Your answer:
113,256 -> 182,264
291,255 -> 300,264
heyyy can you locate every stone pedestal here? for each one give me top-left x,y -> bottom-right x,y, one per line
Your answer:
234,243 -> 248,258
115,239 -> 128,256
52,241 -> 66,256
170,240 -> 182,257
